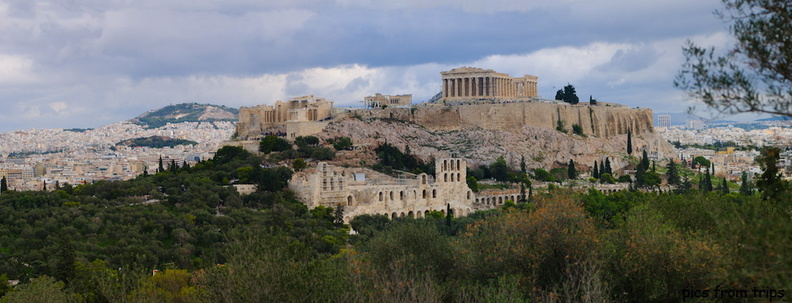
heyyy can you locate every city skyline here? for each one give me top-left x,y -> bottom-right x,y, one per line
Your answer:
0,0 -> 755,133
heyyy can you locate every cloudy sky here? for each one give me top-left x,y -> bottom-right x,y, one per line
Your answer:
0,0 -> 737,132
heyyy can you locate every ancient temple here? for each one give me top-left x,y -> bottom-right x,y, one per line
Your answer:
440,67 -> 538,101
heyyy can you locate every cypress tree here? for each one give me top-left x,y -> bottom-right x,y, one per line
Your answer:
599,161 -> 605,178
55,180 -> 60,190
704,168 -> 713,192
520,155 -> 526,173
641,149 -> 650,170
739,171 -> 752,196
666,160 -> 680,185
568,159 -> 577,179
604,157 -> 612,175
158,155 -> 165,173
593,160 -> 599,179
42,181 -> 46,191
445,203 -> 452,226
635,164 -> 646,188
0,176 -> 6,193
721,178 -> 729,194
627,129 -> 633,155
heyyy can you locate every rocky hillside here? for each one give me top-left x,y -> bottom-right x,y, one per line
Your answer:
131,103 -> 238,129
319,117 -> 675,173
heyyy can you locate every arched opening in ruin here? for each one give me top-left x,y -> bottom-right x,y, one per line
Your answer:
444,173 -> 448,182
379,192 -> 383,201
416,211 -> 422,218
441,209 -> 446,215
392,212 -> 398,219
443,160 -> 448,171
424,210 -> 430,216
389,191 -> 394,200
422,189 -> 427,199
457,159 -> 461,170
400,212 -> 405,218
467,191 -> 471,199
347,196 -> 353,206
422,175 -> 427,184
457,173 -> 460,182
432,189 -> 437,198
400,191 -> 404,200
499,197 -> 503,204
408,211 -> 414,218
451,174 -> 454,182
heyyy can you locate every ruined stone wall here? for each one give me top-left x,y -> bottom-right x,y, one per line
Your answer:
350,102 -> 654,138
289,159 -> 492,222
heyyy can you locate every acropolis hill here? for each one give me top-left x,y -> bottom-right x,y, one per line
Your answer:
233,67 -> 670,170
350,101 -> 654,138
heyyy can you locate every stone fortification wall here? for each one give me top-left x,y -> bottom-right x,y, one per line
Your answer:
350,102 -> 653,138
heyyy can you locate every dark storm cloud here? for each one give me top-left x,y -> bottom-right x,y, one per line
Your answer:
0,0 -> 731,132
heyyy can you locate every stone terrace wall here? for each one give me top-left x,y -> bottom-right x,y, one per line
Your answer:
350,102 -> 654,138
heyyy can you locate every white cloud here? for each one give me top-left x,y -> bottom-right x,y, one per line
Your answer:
0,54 -> 37,83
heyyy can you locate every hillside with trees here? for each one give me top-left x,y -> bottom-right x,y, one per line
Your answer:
115,136 -> 198,148
130,103 -> 239,129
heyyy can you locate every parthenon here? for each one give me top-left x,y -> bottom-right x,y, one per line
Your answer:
440,67 -> 538,101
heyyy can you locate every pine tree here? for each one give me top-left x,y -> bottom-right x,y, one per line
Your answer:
593,160 -> 599,179
567,159 -> 577,179
54,239 -> 76,284
627,129 -> 633,155
678,175 -> 692,193
755,147 -> 789,202
333,205 -> 345,227
739,171 -> 753,196
604,157 -> 612,175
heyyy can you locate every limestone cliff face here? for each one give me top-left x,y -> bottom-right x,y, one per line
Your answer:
319,117 -> 675,174
350,102 -> 654,138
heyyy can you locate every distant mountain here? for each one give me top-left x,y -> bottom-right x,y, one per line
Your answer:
755,116 -> 792,122
131,103 -> 239,129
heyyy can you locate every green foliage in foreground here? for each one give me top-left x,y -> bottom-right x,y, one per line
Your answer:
3,146 -> 792,302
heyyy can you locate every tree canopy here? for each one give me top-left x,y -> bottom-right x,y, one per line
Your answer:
675,0 -> 792,118
555,84 -> 580,104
